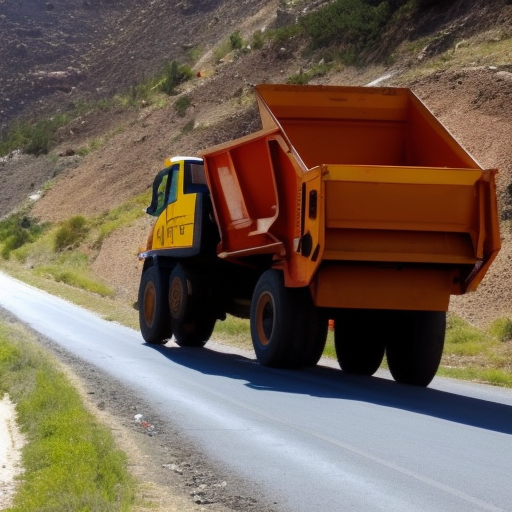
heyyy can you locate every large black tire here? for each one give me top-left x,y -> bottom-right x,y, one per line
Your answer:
168,264 -> 216,347
250,270 -> 304,368
386,311 -> 446,387
298,289 -> 328,367
138,265 -> 172,344
334,309 -> 386,376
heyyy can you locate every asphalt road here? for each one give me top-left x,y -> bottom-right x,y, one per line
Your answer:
1,271 -> 511,512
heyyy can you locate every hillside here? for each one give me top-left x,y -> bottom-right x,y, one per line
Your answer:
1,0 -> 512,328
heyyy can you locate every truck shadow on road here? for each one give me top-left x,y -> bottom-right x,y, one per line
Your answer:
144,341 -> 512,436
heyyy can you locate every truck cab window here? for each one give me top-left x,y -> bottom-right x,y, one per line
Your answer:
146,163 -> 179,216
184,161 -> 209,195
166,165 -> 179,205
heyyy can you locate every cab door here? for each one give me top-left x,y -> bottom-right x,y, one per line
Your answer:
153,161 -> 198,250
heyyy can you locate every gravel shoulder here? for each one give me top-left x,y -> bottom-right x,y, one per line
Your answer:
0,306 -> 278,512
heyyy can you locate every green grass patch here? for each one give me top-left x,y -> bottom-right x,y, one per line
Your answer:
2,260 -> 139,329
488,317 -> 512,342
212,315 -> 252,349
214,38 -> 233,62
438,366 -> 512,388
0,114 -> 70,157
323,331 -> 336,360
1,194 -> 151,311
35,265 -> 115,298
0,321 -> 136,512
0,214 -> 48,260
3,193 -> 148,300
90,193 -> 149,249
440,314 -> 512,387
443,314 -> 492,356
33,250 -> 115,297
54,216 -> 89,252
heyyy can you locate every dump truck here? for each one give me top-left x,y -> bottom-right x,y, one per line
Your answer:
137,84 -> 501,387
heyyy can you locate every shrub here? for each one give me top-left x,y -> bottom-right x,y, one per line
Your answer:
251,30 -> 265,50
159,61 -> 194,96
299,0 -> 391,51
230,31 -> 244,50
287,70 -> 310,85
0,115 -> 69,157
174,95 -> 191,117
54,216 -> 89,252
0,215 -> 45,259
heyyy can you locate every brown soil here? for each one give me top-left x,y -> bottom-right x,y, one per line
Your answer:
1,2 -> 511,320
2,1 -> 512,329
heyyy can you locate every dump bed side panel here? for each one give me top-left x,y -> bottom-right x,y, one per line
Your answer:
201,130 -> 285,259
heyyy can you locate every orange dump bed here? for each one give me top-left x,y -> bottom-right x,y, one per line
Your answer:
200,84 -> 500,312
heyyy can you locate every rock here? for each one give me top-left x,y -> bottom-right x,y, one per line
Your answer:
496,71 -> 512,82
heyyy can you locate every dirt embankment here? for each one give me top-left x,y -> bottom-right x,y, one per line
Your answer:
1,0 -> 512,328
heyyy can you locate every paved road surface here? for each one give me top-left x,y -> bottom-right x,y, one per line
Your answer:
1,271 -> 511,512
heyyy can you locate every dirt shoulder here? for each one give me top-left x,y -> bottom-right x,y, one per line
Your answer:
0,394 -> 25,510
0,307 -> 277,512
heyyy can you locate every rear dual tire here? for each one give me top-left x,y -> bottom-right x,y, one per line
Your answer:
386,310 -> 446,387
169,264 -> 216,347
334,308 -> 445,386
334,309 -> 386,376
250,270 -> 327,368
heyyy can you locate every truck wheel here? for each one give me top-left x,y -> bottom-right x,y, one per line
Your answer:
169,264 -> 216,347
250,270 -> 302,368
299,291 -> 328,367
138,265 -> 172,344
386,311 -> 446,387
334,309 -> 386,376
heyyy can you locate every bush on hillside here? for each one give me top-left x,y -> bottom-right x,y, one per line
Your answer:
0,114 -> 69,157
159,61 -> 194,96
299,0 -> 391,51
0,215 -> 46,260
54,216 -> 89,252
230,31 -> 244,50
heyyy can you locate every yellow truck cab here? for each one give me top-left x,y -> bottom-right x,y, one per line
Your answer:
142,156 -> 211,255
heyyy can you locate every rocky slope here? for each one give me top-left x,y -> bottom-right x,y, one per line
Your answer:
0,0 -> 279,127
1,0 -> 512,328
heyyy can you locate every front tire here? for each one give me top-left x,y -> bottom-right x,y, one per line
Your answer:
386,311 -> 446,387
168,264 -> 216,347
138,265 -> 172,344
